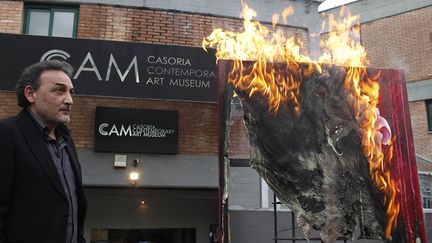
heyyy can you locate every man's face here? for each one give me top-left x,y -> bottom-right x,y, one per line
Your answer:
28,70 -> 74,129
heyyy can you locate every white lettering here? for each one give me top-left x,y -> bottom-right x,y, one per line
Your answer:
98,123 -> 109,136
146,77 -> 164,85
101,123 -> 176,138
105,54 -> 140,83
147,56 -> 192,66
170,78 -> 210,88
147,56 -> 156,63
73,52 -> 102,80
119,125 -> 132,136
147,67 -> 216,78
109,124 -> 119,136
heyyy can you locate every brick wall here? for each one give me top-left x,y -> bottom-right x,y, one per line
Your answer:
229,119 -> 250,159
409,100 -> 432,160
77,4 -> 309,50
361,6 -> 432,83
361,6 -> 432,163
78,5 -> 221,46
70,96 -> 218,155
0,0 -> 23,33
0,92 -> 20,118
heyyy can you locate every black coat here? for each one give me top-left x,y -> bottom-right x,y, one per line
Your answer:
0,110 -> 87,243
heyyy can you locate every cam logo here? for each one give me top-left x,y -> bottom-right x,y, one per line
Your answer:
40,49 -> 71,61
39,49 -> 140,83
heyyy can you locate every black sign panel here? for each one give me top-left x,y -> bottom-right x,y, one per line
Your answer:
0,33 -> 216,102
94,107 -> 178,154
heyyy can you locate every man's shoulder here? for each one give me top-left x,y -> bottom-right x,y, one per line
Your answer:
0,110 -> 27,129
0,115 -> 17,126
0,115 -> 19,139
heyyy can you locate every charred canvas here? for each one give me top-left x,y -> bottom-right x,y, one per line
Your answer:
230,62 -> 388,242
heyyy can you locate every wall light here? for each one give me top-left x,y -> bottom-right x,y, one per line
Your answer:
129,159 -> 140,186
138,199 -> 146,210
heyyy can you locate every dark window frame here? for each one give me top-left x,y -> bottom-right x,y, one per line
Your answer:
419,172 -> 432,209
427,99 -> 432,132
23,4 -> 78,38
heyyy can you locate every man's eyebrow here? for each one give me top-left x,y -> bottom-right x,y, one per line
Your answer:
53,83 -> 67,87
53,83 -> 74,89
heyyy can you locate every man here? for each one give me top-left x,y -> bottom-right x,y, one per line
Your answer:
0,60 -> 87,243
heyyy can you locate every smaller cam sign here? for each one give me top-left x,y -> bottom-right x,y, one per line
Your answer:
94,107 -> 178,154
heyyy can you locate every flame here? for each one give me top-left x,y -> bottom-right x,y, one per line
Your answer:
203,2 -> 315,113
325,10 -> 399,236
318,9 -> 366,67
203,2 -> 399,239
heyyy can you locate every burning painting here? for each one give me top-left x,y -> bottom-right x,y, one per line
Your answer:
204,3 -> 426,243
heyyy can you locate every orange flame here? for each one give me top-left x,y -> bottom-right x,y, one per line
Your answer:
203,3 -> 399,239
325,10 -> 399,236
203,2 -> 315,113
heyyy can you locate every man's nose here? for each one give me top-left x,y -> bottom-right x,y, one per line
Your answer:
64,92 -> 73,105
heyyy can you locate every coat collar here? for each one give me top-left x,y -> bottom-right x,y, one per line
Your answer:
25,107 -> 71,141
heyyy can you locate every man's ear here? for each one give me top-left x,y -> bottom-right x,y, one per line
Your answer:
24,85 -> 36,104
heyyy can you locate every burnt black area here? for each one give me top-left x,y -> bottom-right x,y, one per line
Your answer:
234,63 -> 387,242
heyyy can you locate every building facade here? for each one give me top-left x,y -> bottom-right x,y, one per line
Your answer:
0,0 -> 430,242
0,1 -> 221,241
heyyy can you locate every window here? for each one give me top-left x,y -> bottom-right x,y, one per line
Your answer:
419,172 -> 432,209
23,5 -> 78,38
427,99 -> 432,132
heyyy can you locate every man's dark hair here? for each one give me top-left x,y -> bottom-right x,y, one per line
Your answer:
15,59 -> 74,108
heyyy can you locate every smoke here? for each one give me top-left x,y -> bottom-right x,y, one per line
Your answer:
389,57 -> 409,74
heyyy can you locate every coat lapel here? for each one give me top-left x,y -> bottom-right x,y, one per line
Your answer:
16,110 -> 67,200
